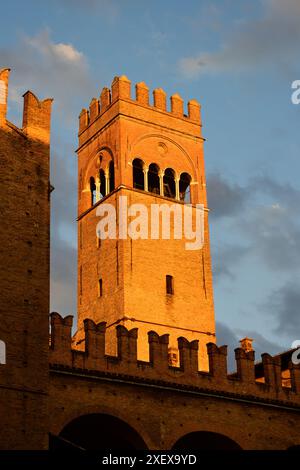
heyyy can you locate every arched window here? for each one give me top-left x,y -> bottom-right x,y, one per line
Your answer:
99,169 -> 106,199
132,158 -> 144,190
109,161 -> 115,192
148,163 -> 160,194
163,168 -> 176,199
90,177 -> 96,206
179,172 -> 191,203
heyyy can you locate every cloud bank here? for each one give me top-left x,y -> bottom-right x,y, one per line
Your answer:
179,0 -> 300,77
0,29 -> 92,123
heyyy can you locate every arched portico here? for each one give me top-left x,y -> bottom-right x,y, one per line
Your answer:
53,413 -> 148,450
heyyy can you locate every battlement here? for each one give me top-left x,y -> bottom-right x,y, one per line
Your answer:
78,75 -> 201,135
49,313 -> 300,407
0,68 -> 52,143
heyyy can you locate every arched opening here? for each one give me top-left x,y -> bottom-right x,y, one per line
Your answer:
99,169 -> 106,199
179,172 -> 192,203
132,158 -> 144,190
148,163 -> 160,194
172,431 -> 242,450
90,177 -> 96,206
163,168 -> 176,199
54,413 -> 148,450
109,161 -> 115,192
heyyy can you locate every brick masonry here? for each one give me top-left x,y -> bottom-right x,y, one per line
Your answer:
0,71 -> 299,450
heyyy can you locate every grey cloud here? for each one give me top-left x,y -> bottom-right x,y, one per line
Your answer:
238,203 -> 300,271
264,281 -> 300,337
251,175 -> 300,214
212,244 -> 249,281
179,0 -> 300,77
208,172 -> 300,274
207,173 -> 247,219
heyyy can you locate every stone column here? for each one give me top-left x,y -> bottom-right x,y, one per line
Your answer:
105,169 -> 110,195
175,176 -> 180,201
144,166 -> 149,191
95,176 -> 101,202
159,170 -> 164,196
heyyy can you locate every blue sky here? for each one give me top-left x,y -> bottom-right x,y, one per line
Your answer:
1,0 -> 300,366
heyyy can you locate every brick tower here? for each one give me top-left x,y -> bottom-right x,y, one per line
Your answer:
0,69 -> 52,449
76,76 -> 215,366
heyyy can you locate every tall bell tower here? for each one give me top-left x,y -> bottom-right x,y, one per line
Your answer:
76,76 -> 215,366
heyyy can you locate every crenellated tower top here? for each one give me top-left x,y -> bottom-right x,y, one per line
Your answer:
78,75 -> 201,139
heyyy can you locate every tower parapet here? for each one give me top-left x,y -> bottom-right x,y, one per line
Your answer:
78,76 -> 202,138
22,91 -> 53,143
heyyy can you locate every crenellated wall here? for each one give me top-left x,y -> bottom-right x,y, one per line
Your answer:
49,313 -> 300,407
78,75 -> 201,136
0,68 -> 52,450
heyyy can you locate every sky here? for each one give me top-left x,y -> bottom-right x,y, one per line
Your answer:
1,0 -> 300,369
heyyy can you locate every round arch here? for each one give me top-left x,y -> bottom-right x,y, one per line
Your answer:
148,163 -> 160,194
132,157 -> 145,190
129,133 -> 198,182
50,404 -> 155,450
179,172 -> 192,203
163,167 -> 176,199
172,431 -> 242,450
83,145 -> 114,190
54,413 -> 148,450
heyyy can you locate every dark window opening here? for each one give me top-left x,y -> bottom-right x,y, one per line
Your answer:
179,172 -> 192,203
99,169 -> 106,198
90,176 -> 96,206
109,161 -> 115,192
98,278 -> 103,297
148,163 -> 160,194
166,275 -> 174,295
163,168 -> 176,199
132,158 -> 144,190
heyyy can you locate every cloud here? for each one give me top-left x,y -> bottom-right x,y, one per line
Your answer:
179,0 -> 300,77
251,175 -> 300,213
263,281 -> 300,338
207,173 -> 247,219
212,244 -> 249,281
238,202 -> 300,271
208,172 -> 300,275
0,29 -> 93,124
26,35 -> 84,64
